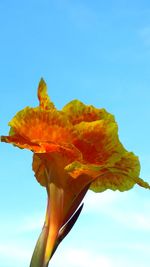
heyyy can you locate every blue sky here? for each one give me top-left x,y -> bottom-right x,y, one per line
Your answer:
1,0 -> 150,266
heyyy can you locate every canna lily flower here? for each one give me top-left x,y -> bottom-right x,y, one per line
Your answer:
1,79 -> 150,267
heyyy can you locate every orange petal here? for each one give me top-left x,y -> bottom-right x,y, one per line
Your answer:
38,78 -> 55,110
90,152 -> 150,192
32,153 -> 92,217
32,146 -> 82,186
65,161 -> 102,179
66,152 -> 150,192
33,154 -> 48,186
73,120 -> 124,165
8,107 -> 73,145
1,134 -> 41,151
63,99 -> 115,125
1,134 -> 78,154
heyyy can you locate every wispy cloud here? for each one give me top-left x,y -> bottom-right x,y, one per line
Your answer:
0,242 -> 113,267
108,208 -> 150,231
51,247 -> 113,267
0,242 -> 31,267
0,209 -> 150,266
84,189 -> 123,212
1,190 -> 150,266
18,213 -> 44,233
0,212 -> 44,238
0,213 -> 43,267
2,189 -> 150,236
84,189 -> 150,231
1,236 -> 150,267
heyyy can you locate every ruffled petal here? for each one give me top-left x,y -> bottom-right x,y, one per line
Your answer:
66,152 -> 150,192
73,120 -> 125,165
2,79 -> 149,196
8,107 -> 73,146
1,134 -> 41,151
90,152 -> 150,192
63,100 -> 114,125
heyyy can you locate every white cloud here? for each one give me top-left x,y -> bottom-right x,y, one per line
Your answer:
1,190 -> 150,267
0,243 -> 110,267
51,243 -> 150,267
107,208 -> 150,231
18,213 -> 44,233
0,242 -> 31,267
0,217 -> 150,267
51,247 -> 113,267
0,234 -> 112,267
123,242 -> 150,255
1,238 -> 150,267
0,212 -> 44,238
64,248 -> 112,267
84,189 -> 150,231
84,189 -> 123,212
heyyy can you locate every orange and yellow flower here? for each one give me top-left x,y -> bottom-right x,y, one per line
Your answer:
1,79 -> 150,267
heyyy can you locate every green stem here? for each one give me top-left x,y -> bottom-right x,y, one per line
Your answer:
29,182 -> 64,267
29,195 -> 50,267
